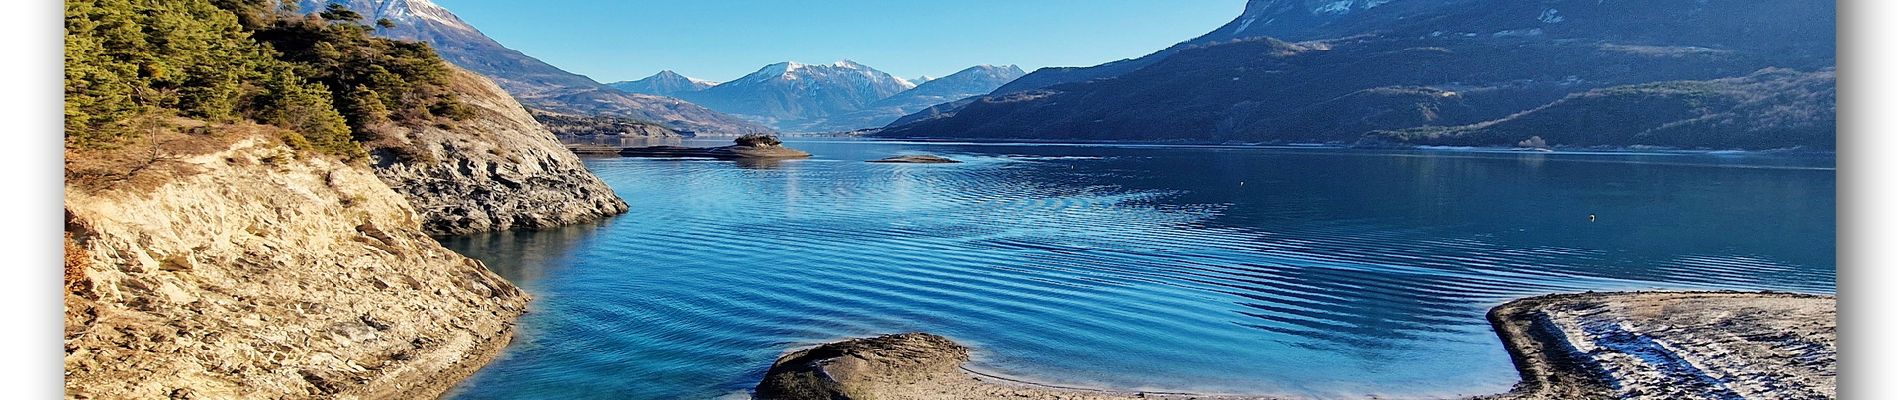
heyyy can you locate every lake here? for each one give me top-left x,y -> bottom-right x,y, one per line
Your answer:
442,139 -> 1835,399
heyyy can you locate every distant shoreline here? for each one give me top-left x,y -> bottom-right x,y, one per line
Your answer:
779,135 -> 1837,156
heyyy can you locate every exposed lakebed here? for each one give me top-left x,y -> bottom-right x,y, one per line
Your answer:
442,139 -> 1834,399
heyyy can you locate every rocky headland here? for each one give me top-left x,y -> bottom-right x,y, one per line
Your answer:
64,43 -> 626,400
755,291 -> 1835,400
64,134 -> 528,399
364,68 -> 630,236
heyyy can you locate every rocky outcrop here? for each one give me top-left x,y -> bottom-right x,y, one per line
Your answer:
366,68 -> 629,236
756,333 -> 1271,400
1488,291 -> 1836,400
64,135 -> 528,399
757,292 -> 1835,400
756,333 -> 973,400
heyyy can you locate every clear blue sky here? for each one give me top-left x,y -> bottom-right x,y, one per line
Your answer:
432,0 -> 1245,83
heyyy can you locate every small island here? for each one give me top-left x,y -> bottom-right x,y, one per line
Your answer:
570,134 -> 811,159
869,154 -> 962,163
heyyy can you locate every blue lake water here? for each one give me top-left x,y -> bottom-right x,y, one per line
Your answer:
442,139 -> 1835,399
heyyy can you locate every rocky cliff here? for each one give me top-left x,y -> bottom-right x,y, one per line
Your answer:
365,68 -> 630,236
64,135 -> 528,399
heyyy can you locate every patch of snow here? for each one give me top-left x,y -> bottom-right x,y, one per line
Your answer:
1231,17 -> 1258,35
1539,8 -> 1566,24
1313,0 -> 1354,15
395,0 -> 475,32
1492,28 -> 1545,38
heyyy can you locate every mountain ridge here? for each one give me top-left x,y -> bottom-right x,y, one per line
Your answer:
876,0 -> 1836,150
803,65 -> 1027,133
608,70 -> 719,97
296,0 -> 772,135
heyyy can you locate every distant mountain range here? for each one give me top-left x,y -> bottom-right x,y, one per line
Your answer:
297,0 -> 771,135
609,61 -> 1023,133
769,64 -> 1026,132
674,60 -> 916,131
878,0 -> 1836,150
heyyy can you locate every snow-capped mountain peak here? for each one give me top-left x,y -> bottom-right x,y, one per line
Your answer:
734,60 -> 915,89
301,0 -> 476,32
679,60 -> 923,129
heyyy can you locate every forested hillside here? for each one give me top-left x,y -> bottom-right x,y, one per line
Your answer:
65,0 -> 466,157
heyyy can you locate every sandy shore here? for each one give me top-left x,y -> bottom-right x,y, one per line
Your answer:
754,291 -> 1835,400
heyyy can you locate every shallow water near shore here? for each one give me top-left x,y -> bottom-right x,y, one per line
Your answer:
441,139 -> 1834,399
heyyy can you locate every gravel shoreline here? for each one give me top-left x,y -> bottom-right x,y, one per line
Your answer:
754,291 -> 1835,400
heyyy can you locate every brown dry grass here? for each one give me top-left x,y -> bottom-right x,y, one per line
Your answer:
63,231 -> 90,298
66,117 -> 269,194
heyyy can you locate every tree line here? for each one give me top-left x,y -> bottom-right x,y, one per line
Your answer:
66,0 -> 470,157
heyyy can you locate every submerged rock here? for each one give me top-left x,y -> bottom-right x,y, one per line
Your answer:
869,154 -> 961,163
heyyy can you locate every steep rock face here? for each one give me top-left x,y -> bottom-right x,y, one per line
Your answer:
678,60 -> 916,132
64,136 -> 527,399
298,0 -> 773,135
607,70 -> 718,97
367,68 -> 630,236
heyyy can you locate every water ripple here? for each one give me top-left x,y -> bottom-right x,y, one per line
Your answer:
446,141 -> 1834,399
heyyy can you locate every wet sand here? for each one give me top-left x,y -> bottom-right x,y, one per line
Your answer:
755,291 -> 1835,400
